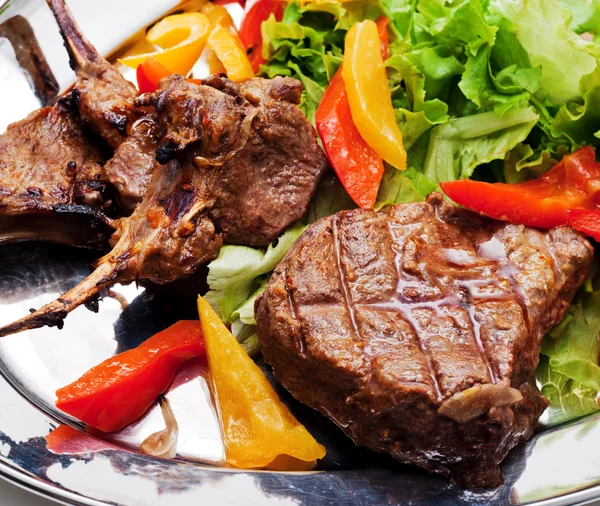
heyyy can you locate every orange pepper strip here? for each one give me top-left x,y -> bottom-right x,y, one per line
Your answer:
55,320 -> 205,433
202,2 -> 237,32
119,13 -> 210,76
201,3 -> 235,75
197,296 -> 326,470
207,24 -> 254,81
315,17 -> 390,209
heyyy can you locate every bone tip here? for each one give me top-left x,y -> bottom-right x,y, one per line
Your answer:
0,310 -> 67,338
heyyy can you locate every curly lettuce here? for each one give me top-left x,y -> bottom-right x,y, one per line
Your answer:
538,289 -> 600,426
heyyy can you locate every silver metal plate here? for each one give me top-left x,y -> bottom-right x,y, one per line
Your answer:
1,0 -> 600,504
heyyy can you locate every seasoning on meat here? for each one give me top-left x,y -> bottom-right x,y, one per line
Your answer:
255,193 -> 593,488
47,0 -> 138,148
0,73 -> 328,337
0,97 -> 111,248
48,0 -> 165,214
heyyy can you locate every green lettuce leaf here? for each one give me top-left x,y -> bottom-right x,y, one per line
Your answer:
205,222 -> 307,325
502,143 -> 564,184
542,292 -> 600,390
551,66 -> 600,146
376,165 -> 437,208
261,4 -> 342,121
387,53 -> 452,149
489,0 -> 598,105
459,44 -> 539,116
537,355 -> 600,427
556,0 -> 600,36
537,291 -> 600,426
418,0 -> 497,55
423,107 -> 539,184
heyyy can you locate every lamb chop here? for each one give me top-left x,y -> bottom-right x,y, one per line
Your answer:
0,74 -> 329,337
48,0 -> 158,213
255,193 -> 593,488
0,0 -> 144,249
0,96 -> 112,248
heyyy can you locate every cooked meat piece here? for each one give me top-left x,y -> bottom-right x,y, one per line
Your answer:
47,0 -> 138,148
255,193 -> 593,488
0,97 -> 112,248
146,75 -> 327,245
0,74 -> 328,337
48,0 -> 157,214
102,117 -> 161,213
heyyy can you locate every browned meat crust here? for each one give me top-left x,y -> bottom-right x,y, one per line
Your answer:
47,0 -> 138,148
255,193 -> 593,488
143,74 -> 329,246
48,0 -> 155,214
0,74 -> 328,337
0,98 -> 111,248
102,118 -> 161,214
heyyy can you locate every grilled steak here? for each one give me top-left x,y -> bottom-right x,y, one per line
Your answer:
255,193 -> 593,488
48,0 -> 158,213
0,97 -> 111,248
0,72 -> 328,337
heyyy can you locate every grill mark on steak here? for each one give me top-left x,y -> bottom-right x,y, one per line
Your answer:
256,195 -> 593,487
366,299 -> 444,400
332,215 -> 362,342
463,287 -> 496,384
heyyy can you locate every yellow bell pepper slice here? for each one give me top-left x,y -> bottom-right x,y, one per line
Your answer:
205,47 -> 227,76
197,296 -> 326,470
201,3 -> 234,75
119,13 -> 210,76
207,24 -> 254,82
342,20 -> 407,170
201,2 -> 236,32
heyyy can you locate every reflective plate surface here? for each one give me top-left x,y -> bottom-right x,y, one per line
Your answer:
1,1 -> 600,504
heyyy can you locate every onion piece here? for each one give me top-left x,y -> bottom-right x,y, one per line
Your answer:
140,396 -> 179,458
438,383 -> 523,424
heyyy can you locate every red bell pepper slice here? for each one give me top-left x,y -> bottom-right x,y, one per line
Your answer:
314,16 -> 390,209
568,209 -> 600,241
136,57 -> 172,94
441,147 -> 600,230
239,0 -> 283,49
316,70 -> 384,209
239,0 -> 283,72
46,425 -> 119,455
56,320 -> 205,433
376,15 -> 390,60
248,43 -> 267,74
